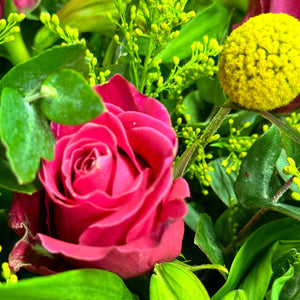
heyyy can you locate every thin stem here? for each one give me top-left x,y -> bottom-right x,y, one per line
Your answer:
139,37 -> 154,92
173,105 -> 231,178
272,174 -> 295,204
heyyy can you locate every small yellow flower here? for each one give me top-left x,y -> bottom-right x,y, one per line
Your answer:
218,13 -> 300,111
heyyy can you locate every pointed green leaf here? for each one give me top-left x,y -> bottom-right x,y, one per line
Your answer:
0,87 -> 55,184
194,213 -> 225,267
208,157 -> 237,206
40,69 -> 105,125
0,269 -> 137,300
235,125 -> 282,207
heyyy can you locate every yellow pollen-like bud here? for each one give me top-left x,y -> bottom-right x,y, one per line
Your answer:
218,13 -> 300,111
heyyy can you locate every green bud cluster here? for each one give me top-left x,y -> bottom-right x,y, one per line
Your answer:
40,13 -> 80,44
286,112 -> 300,134
214,118 -> 261,175
174,110 -> 215,195
0,13 -> 25,45
152,36 -> 222,97
109,0 -> 196,92
282,156 -> 300,201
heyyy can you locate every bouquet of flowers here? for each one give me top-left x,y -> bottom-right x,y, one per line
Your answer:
0,0 -> 300,299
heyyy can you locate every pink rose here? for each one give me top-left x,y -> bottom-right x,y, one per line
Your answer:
234,0 -> 300,113
0,0 -> 40,17
8,74 -> 189,279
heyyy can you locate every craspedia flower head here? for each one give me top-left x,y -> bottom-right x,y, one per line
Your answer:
218,13 -> 300,111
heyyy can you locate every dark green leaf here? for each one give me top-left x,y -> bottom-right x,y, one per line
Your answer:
212,217 -> 300,300
269,267 -> 294,300
0,43 -> 87,97
0,88 -> 55,184
235,125 -> 282,208
0,158 -> 41,194
208,157 -> 237,206
0,269 -> 137,300
279,263 -> 300,299
40,69 -> 105,125
160,2 -> 230,63
194,213 -> 225,268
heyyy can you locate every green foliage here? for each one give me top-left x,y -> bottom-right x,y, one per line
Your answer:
0,269 -> 137,299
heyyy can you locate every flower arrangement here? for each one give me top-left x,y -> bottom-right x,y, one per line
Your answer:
0,0 -> 300,299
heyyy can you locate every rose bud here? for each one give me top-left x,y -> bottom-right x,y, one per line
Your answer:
218,13 -> 300,111
8,74 -> 189,279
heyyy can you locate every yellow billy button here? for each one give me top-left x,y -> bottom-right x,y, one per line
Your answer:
218,13 -> 300,111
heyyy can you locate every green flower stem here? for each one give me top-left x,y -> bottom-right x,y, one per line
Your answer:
174,105 -> 231,178
139,37 -> 154,92
4,32 -> 30,65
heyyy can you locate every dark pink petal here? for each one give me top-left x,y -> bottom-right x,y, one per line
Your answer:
94,74 -> 172,126
37,218 -> 184,278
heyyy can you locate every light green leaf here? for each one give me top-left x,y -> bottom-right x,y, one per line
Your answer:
0,88 -> 55,184
0,269 -> 137,300
160,2 -> 230,63
223,290 -> 248,300
40,69 -> 105,125
212,218 -> 300,300
150,261 -> 210,300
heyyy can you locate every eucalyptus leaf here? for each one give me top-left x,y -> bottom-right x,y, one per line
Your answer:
212,217 -> 300,300
0,88 -> 55,184
0,43 -> 87,97
160,2 -> 230,63
194,213 -> 225,268
0,269 -> 137,300
40,69 -> 105,125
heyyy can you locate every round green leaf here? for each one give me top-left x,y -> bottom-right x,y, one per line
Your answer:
40,69 -> 105,125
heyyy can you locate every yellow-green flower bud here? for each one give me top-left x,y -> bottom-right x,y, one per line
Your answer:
218,13 -> 300,111
150,261 -> 210,300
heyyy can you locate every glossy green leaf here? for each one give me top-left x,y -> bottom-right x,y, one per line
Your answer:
235,125 -> 300,220
208,157 -> 237,206
184,202 -> 203,232
235,125 -> 282,208
0,269 -> 137,299
212,217 -> 300,300
150,261 -> 210,300
239,242 -> 278,300
0,88 -> 55,184
160,2 -> 230,63
0,43 -> 87,97
40,69 -> 105,125
194,213 -> 225,267
223,290 -> 248,300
